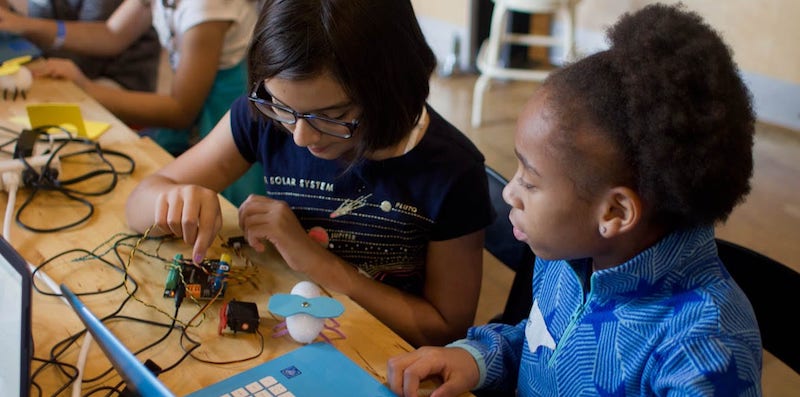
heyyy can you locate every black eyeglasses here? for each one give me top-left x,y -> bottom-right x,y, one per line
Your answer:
247,82 -> 359,139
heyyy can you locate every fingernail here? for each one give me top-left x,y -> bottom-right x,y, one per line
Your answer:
193,254 -> 204,264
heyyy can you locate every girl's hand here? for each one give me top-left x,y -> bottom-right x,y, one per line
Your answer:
237,195 -> 325,271
29,58 -> 91,88
387,347 -> 479,397
237,194 -> 358,292
153,184 -> 222,264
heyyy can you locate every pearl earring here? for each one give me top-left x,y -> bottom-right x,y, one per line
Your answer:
600,226 -> 607,234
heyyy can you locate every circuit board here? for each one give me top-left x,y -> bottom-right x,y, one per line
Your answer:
163,254 -> 230,300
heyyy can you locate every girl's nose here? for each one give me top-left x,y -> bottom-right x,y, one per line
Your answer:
502,182 -> 517,209
291,119 -> 321,147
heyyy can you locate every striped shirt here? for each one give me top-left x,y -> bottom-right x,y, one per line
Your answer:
452,226 -> 762,396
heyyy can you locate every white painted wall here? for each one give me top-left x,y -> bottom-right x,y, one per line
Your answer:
412,0 -> 800,130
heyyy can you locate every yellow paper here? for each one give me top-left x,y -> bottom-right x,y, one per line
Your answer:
14,103 -> 110,140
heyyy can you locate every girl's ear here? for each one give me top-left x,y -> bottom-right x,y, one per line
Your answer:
597,186 -> 642,238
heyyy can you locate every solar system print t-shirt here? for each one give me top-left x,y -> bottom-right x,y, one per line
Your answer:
230,97 -> 493,295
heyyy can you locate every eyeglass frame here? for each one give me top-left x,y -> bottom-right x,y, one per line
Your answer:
247,82 -> 359,139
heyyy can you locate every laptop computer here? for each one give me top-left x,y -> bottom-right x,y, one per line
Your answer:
183,340 -> 396,397
60,284 -> 396,397
60,284 -> 175,396
0,235 -> 33,397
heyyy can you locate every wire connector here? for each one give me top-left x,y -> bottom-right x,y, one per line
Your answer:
0,154 -> 61,191
13,129 -> 39,159
1,171 -> 20,192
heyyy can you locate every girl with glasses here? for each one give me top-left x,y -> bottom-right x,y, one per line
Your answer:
125,0 -> 494,347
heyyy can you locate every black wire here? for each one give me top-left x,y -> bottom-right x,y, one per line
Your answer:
12,127 -> 136,233
0,135 -> 18,152
31,234 -> 189,394
156,342 -> 201,375
78,310 -> 180,384
82,383 -> 124,397
50,146 -> 135,195
33,235 -> 142,382
32,248 -> 130,297
103,381 -> 126,397
29,232 -> 257,394
44,297 -> 142,382
42,236 -> 146,376
29,379 -> 42,397
0,123 -> 21,134
16,190 -> 95,232
30,356 -> 79,397
179,326 -> 265,365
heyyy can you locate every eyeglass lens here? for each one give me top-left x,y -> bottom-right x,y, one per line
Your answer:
252,83 -> 354,138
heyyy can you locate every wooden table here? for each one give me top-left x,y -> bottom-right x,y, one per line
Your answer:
1,78 -> 428,396
1,76 -> 138,144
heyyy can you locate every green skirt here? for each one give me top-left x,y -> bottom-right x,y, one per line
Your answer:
143,61 -> 265,206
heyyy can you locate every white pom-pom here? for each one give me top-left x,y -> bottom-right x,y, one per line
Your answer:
0,64 -> 18,92
0,73 -> 15,92
0,64 -> 32,93
13,66 -> 32,91
291,281 -> 321,298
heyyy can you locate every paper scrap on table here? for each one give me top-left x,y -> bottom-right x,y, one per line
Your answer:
10,103 -> 110,140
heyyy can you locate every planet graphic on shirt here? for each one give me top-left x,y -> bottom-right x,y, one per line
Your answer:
308,226 -> 330,247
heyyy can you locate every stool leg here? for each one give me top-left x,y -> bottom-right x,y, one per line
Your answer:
471,73 -> 491,128
485,3 -> 509,68
472,2 -> 510,128
562,1 -> 577,62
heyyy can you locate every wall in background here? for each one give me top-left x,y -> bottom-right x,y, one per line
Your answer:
412,0 -> 474,77
412,0 -> 800,131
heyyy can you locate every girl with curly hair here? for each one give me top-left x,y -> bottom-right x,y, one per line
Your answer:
388,3 -> 761,395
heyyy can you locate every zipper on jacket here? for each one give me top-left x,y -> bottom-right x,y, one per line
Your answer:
548,265 -> 593,367
547,302 -> 587,367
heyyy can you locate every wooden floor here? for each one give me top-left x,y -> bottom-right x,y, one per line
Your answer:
427,73 -> 800,396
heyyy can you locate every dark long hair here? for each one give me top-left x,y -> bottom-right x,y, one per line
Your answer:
247,0 -> 436,160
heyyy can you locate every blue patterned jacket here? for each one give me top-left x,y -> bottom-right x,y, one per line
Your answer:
452,226 -> 762,396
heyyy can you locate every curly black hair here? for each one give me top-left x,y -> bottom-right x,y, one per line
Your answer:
543,3 -> 755,231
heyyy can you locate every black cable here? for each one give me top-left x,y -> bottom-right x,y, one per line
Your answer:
32,248 -> 130,297
30,356 -> 79,397
155,343 -> 201,375
49,146 -> 135,195
29,232 -> 256,393
12,127 -> 136,233
29,379 -> 42,397
179,326 -> 265,365
16,190 -> 95,232
0,124 -> 20,134
78,310 -> 180,384
31,234 -> 187,392
82,382 -> 124,397
0,135 -> 18,152
33,234 -> 143,381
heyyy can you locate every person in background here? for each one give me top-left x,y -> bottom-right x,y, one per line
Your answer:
387,3 -> 762,396
124,0 -> 494,348
0,0 -> 264,205
27,0 -> 160,92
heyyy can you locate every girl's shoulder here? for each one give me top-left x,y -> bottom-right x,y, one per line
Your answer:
417,105 -> 485,164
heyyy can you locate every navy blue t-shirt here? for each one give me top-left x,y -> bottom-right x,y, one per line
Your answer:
231,97 -> 493,294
